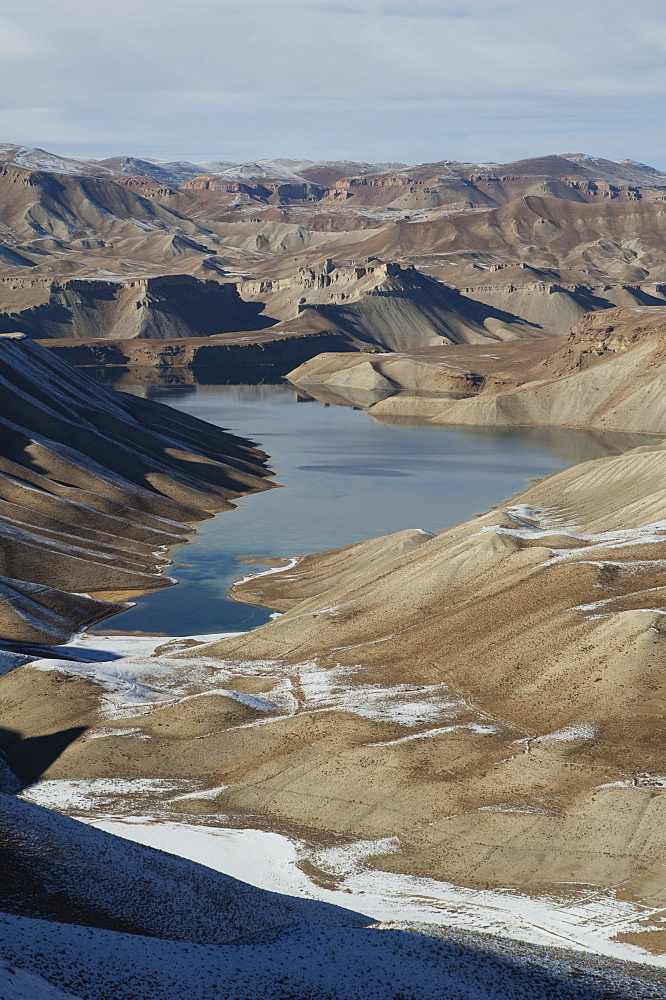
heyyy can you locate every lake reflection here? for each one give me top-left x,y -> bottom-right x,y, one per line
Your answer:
98,377 -> 658,636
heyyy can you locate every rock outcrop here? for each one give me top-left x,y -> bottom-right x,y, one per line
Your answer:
2,150 -> 666,348
0,274 -> 274,341
240,260 -> 542,350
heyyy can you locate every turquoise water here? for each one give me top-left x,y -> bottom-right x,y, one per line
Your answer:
102,381 -> 653,635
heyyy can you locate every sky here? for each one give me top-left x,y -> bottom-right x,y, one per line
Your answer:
1,0 -> 665,166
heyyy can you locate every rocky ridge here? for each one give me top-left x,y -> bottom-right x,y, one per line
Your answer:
2,147 -> 666,357
0,334 -> 273,647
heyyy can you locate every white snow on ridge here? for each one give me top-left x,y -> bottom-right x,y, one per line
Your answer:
29,632 -> 253,719
28,632 -> 479,730
19,771 -> 666,969
501,505 -> 666,550
22,778 -> 202,815
85,819 -> 666,968
12,621 -> 666,986
0,964 -> 83,1000
536,724 -> 597,743
366,722 -> 498,747
234,555 -> 299,586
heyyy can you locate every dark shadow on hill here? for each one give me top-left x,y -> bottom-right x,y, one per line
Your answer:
0,727 -> 87,787
203,924 -> 666,1000
0,641 -> 122,664
0,276 -> 279,340
0,793 -> 372,944
309,280 -> 546,351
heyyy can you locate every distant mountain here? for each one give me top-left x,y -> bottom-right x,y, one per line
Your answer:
94,156 -> 238,187
0,143 -> 110,176
0,144 -> 406,187
1,142 -> 666,343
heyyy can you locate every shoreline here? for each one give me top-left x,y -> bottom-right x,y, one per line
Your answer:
6,365 -> 666,976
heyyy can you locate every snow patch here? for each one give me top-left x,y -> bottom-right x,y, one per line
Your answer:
234,556 -> 299,586
366,722 -> 498,747
87,818 -> 666,966
537,724 -> 597,743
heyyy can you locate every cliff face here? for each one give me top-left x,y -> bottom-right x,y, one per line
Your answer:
0,274 -> 275,341
180,174 -> 327,204
239,259 -> 544,350
2,150 -> 666,349
0,335 -> 274,646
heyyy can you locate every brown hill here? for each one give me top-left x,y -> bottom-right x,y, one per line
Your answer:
238,260 -> 544,350
2,147 -> 666,367
0,273 -> 273,341
0,334 -> 273,645
12,430 -> 666,949
287,305 -> 666,433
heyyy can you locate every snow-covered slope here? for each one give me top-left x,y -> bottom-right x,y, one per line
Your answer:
0,145 -> 111,176
0,907 -> 662,1000
0,792 -> 368,941
0,963 -> 82,1000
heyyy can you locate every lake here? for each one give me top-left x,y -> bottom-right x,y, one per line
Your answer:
100,379 -> 654,635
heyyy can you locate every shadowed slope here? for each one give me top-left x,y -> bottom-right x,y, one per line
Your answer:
0,793 -> 369,940
0,335 -> 274,644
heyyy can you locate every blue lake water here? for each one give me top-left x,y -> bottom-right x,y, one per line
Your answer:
101,381 -> 654,635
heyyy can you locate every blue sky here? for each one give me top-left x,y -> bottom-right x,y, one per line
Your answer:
1,0 -> 664,166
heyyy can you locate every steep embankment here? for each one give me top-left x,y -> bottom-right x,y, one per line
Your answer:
5,153 -> 666,347
288,306 -> 666,433
26,261 -> 546,365
0,163 -> 226,275
324,197 -> 666,335
0,274 -> 274,340
0,793 -> 366,940
338,197 -> 666,281
239,260 -> 542,350
44,324 -> 358,378
0,334 -> 273,646
1,258 -> 536,357
322,153 -> 666,212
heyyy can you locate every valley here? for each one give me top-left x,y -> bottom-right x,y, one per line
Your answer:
2,144 -> 666,997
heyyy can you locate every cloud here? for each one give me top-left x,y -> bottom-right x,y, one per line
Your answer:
0,1 -> 664,165
0,16 -> 50,58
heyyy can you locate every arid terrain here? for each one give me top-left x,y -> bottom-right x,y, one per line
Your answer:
3,144 -> 666,996
288,305 -> 666,433
2,146 -> 666,375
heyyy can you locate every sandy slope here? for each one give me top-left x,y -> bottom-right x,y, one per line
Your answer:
288,306 -> 666,434
0,793 -> 365,940
5,436 -> 666,959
